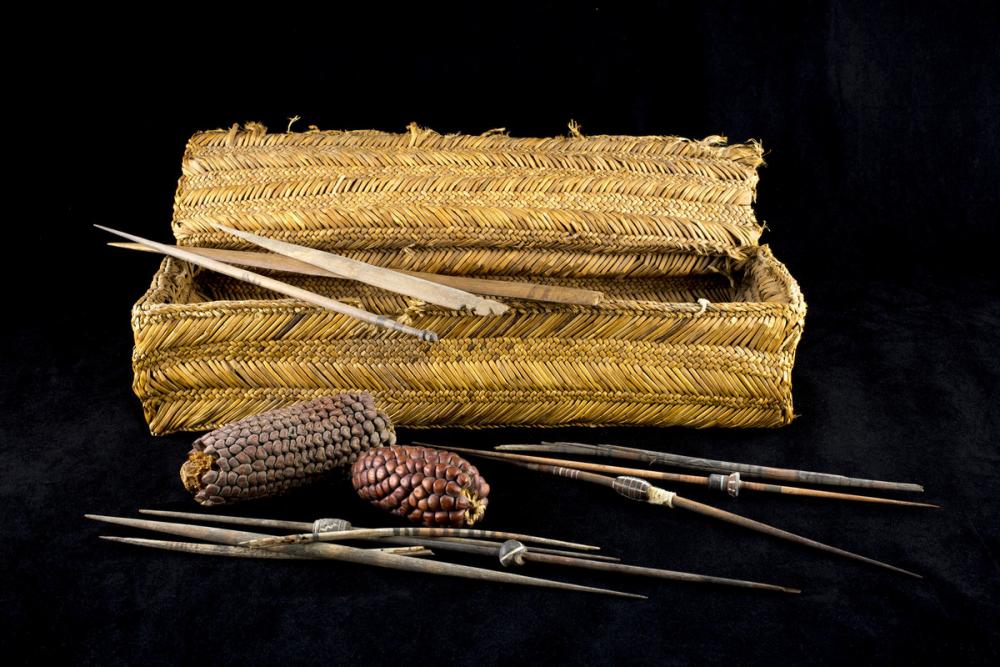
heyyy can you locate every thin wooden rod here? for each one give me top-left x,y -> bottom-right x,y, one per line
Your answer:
209,223 -> 508,315
438,446 -> 937,508
363,537 -> 798,594
95,225 -> 438,341
109,243 -> 605,306
86,514 -> 641,599
475,460 -> 922,578
137,509 -> 600,551
100,537 -> 433,558
498,442 -> 925,493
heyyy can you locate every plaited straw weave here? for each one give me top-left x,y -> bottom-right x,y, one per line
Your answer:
171,122 -> 763,277
131,250 -> 804,433
131,123 -> 804,433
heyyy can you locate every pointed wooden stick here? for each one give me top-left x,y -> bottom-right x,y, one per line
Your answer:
100,536 -> 310,559
428,537 -> 620,562
138,509 -> 599,551
209,223 -> 508,316
467,461 -> 922,578
109,243 -> 605,306
373,546 -> 436,557
357,537 -> 798,593
439,446 -> 937,508
94,225 -> 438,341
241,526 -> 600,551
498,541 -> 800,594
138,509 -> 316,532
137,510 -> 612,561
497,442 -> 924,493
86,514 -> 642,599
100,537 -> 434,558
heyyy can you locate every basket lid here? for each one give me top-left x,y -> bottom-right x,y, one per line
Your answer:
170,122 -> 764,278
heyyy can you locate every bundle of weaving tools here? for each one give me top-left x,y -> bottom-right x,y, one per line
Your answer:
428,442 -> 933,579
101,398 -> 796,598
96,223 -> 604,343
93,213 -> 930,593
87,510 -> 801,599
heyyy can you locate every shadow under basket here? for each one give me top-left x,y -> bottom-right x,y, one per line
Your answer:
130,244 -> 805,434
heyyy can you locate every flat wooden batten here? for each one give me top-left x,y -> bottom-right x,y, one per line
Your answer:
208,222 -> 508,316
109,243 -> 604,306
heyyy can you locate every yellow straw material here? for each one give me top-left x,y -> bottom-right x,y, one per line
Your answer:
129,123 -> 804,433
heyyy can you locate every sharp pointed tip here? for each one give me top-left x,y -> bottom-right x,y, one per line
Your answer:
99,535 -> 123,542
783,587 -> 802,594
887,499 -> 940,509
599,590 -> 646,600
881,562 -> 923,579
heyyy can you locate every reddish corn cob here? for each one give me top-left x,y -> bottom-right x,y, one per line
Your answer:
352,445 -> 490,527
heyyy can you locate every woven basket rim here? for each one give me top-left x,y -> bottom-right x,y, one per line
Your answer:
132,245 -> 801,321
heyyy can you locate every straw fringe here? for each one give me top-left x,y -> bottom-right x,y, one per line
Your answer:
192,122 -> 764,165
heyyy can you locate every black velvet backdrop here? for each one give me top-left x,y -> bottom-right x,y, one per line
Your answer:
5,2 -> 999,664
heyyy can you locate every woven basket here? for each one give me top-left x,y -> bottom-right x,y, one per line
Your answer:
131,123 -> 805,434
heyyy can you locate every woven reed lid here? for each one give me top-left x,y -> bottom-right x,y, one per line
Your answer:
170,121 -> 765,278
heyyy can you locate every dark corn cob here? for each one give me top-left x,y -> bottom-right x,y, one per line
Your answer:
352,445 -> 490,527
180,393 -> 395,506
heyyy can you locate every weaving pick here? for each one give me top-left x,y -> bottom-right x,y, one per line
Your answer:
108,243 -> 605,306
100,537 -> 435,558
168,512 -> 796,593
438,446 -> 937,508
87,514 -> 641,599
498,442 -> 924,493
452,458 -> 922,578
138,509 -> 599,551
208,222 -> 509,316
94,225 -> 439,341
317,535 -> 800,594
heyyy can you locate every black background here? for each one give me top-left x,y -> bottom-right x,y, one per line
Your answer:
5,2 -> 999,664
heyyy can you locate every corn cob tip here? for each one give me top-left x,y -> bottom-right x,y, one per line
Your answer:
463,488 -> 487,526
181,451 -> 214,493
